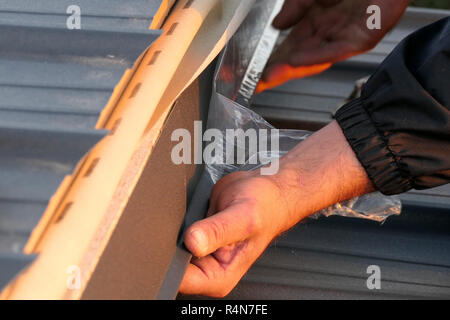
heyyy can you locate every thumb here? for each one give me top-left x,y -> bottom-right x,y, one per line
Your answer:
184,202 -> 258,258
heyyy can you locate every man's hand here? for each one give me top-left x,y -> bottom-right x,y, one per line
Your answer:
179,121 -> 374,297
179,171 -> 290,298
259,0 -> 409,91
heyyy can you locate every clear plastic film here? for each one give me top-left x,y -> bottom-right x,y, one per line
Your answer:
203,7 -> 401,223
205,92 -> 401,223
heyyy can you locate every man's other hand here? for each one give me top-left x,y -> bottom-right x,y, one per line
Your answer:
259,0 -> 409,91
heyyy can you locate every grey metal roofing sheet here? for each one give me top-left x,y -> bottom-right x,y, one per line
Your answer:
0,253 -> 35,289
227,203 -> 450,299
349,7 -> 450,65
253,64 -> 372,127
0,0 -> 162,288
0,0 -> 163,32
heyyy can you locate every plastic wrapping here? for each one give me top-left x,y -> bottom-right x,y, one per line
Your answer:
215,0 -> 284,106
203,13 -> 401,222
205,91 -> 401,223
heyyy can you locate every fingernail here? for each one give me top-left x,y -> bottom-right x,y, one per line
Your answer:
190,230 -> 208,254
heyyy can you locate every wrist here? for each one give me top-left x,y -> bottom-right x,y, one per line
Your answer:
267,121 -> 374,230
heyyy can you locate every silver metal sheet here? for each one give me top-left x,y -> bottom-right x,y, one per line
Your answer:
216,0 -> 283,106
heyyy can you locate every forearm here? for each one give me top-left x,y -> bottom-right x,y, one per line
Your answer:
268,121 -> 374,230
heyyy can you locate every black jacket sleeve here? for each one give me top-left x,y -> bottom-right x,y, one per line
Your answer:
335,17 -> 450,196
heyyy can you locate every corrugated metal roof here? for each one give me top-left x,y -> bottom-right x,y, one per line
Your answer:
0,0 -> 162,289
0,0 -> 161,31
0,253 -> 35,291
229,202 -> 450,299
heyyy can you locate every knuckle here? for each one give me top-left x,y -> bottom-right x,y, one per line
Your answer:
242,199 -> 263,234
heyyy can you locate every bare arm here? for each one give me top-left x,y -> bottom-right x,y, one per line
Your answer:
273,121 -> 374,226
180,121 -> 373,297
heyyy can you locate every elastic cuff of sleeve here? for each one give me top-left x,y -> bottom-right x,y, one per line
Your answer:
335,98 -> 412,196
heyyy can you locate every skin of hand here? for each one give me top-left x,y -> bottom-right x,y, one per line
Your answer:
259,0 -> 409,90
179,121 -> 374,297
